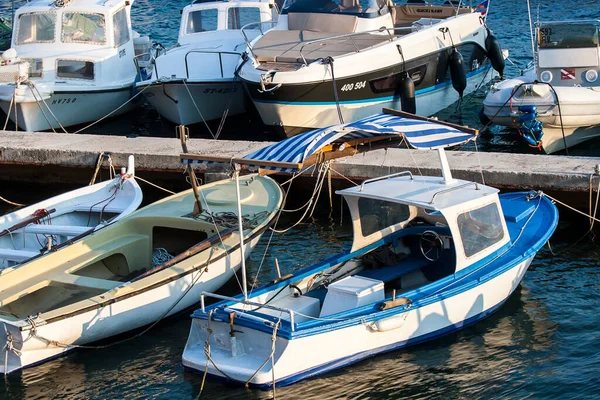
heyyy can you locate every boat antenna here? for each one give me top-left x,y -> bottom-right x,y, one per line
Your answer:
177,125 -> 203,216
526,0 -> 535,61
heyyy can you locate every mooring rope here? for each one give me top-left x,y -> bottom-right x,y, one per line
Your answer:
134,175 -> 176,195
0,195 -> 24,207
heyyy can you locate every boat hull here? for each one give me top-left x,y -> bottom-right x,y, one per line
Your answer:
140,80 -> 246,125
482,73 -> 600,153
247,65 -> 493,136
0,230 -> 260,374
182,254 -> 533,387
0,85 -> 136,132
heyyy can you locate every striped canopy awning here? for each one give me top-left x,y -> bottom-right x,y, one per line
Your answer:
181,109 -> 477,173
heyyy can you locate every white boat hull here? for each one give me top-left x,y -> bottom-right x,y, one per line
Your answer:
0,236 -> 259,374
140,80 -> 246,125
251,67 -> 492,134
182,255 -> 533,387
0,85 -> 136,132
482,72 -> 600,153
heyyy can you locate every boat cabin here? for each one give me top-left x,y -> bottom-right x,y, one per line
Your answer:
250,0 -> 473,65
5,0 -> 147,85
535,20 -> 600,87
178,0 -> 278,46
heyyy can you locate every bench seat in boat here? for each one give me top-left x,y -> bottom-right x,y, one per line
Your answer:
23,224 -> 91,237
253,30 -> 390,63
0,248 -> 38,262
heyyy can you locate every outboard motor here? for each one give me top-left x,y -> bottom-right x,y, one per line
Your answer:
398,72 -> 416,114
485,29 -> 505,78
518,105 -> 544,148
448,48 -> 466,99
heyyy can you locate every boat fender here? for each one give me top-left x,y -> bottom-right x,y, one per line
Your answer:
367,314 -> 408,332
448,48 -> 466,99
485,29 -> 505,77
398,72 -> 416,114
478,108 -> 491,126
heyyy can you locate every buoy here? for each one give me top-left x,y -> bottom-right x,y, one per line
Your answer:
448,48 -> 466,99
485,29 -> 505,78
398,72 -> 416,114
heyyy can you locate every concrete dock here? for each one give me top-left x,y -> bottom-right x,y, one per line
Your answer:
0,131 -> 599,201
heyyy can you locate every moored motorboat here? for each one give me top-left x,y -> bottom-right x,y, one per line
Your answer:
0,173 -> 283,374
237,0 -> 505,136
0,155 -> 141,272
482,20 -> 600,153
0,0 -> 154,132
180,108 -> 558,388
136,0 -> 278,126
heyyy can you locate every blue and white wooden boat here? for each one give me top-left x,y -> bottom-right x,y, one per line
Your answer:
180,108 -> 559,389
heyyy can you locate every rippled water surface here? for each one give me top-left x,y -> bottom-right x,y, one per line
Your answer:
1,1 -> 600,399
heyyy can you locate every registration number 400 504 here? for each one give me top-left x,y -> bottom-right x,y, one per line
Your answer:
340,81 -> 367,91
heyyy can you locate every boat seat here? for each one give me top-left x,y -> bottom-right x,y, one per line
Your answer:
357,256 -> 431,283
253,30 -> 389,63
24,224 -> 91,237
73,205 -> 124,214
0,248 -> 38,261
288,13 -> 358,34
54,274 -> 122,292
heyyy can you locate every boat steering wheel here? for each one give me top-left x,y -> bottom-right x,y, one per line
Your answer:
419,230 -> 444,262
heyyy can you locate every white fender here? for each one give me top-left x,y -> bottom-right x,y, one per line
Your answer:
367,314 -> 407,332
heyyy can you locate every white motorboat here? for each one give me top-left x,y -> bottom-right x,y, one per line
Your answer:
237,0 -> 505,136
136,0 -> 278,126
0,0 -> 154,132
0,155 -> 142,272
482,20 -> 600,153
180,108 -> 559,388
0,173 -> 283,374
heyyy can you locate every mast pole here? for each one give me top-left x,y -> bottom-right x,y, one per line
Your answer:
234,166 -> 248,301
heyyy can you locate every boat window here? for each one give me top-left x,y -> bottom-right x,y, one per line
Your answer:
358,198 -> 412,236
113,7 -> 130,47
62,12 -> 106,44
187,9 -> 219,33
16,12 -> 56,44
457,202 -> 504,258
538,23 -> 599,49
281,0 -> 389,18
228,7 -> 261,30
56,60 -> 94,80
370,64 -> 427,93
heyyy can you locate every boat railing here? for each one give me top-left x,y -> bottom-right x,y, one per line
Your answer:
241,20 -> 279,60
360,171 -> 414,192
429,182 -> 479,204
184,50 -> 242,79
200,291 -> 297,331
298,26 -> 413,66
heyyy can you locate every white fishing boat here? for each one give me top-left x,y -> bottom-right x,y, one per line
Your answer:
0,155 -> 141,272
0,172 -> 283,374
482,20 -> 600,153
237,0 -> 505,136
180,108 -> 559,388
0,0 -> 154,132
136,0 -> 278,126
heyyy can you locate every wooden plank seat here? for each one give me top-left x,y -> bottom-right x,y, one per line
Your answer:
72,205 -> 125,214
23,224 -> 91,237
54,274 -> 122,292
0,248 -> 39,261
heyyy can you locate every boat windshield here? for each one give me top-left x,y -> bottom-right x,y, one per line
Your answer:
538,23 -> 599,49
62,12 -> 106,44
457,202 -> 504,258
281,0 -> 388,18
16,12 -> 56,45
